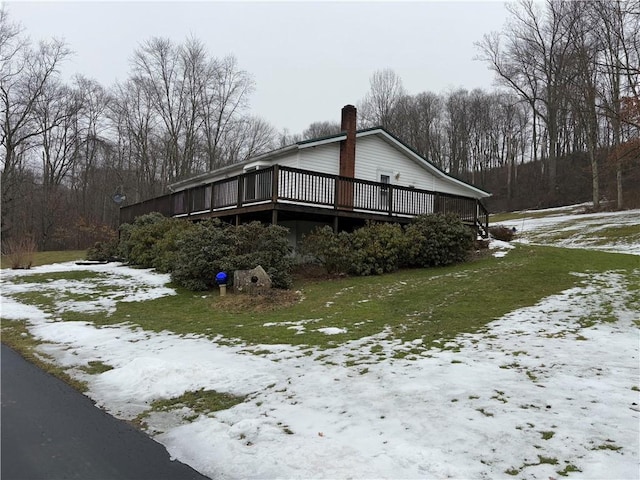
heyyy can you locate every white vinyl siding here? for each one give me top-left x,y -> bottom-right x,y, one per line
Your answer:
270,151 -> 300,169
297,143 -> 341,175
355,136 -> 437,190
355,135 -> 482,198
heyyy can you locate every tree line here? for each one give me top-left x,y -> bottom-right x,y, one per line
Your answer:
356,0 -> 639,213
1,1 -> 639,251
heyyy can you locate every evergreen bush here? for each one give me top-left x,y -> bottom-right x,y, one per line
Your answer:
404,213 -> 474,267
170,219 -> 236,291
231,222 -> 294,289
86,239 -> 119,262
170,220 -> 293,291
300,225 -> 353,274
152,220 -> 196,273
117,212 -> 167,267
349,222 -> 407,275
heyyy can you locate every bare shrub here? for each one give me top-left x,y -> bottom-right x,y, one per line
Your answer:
3,236 -> 38,269
489,225 -> 515,242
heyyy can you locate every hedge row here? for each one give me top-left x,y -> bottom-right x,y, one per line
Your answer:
88,213 -> 293,290
88,212 -> 474,291
300,213 -> 475,276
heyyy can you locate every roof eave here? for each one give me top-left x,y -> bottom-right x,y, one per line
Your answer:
169,144 -> 299,191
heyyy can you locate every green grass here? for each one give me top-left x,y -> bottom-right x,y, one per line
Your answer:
1,250 -> 86,269
80,361 -> 114,375
147,388 -> 245,415
18,245 -> 633,352
9,270 -> 105,284
594,443 -> 622,451
3,245 -> 638,361
134,388 -> 247,428
592,224 -> 640,245
557,463 -> 582,476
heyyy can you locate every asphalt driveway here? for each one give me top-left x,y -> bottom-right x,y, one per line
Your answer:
1,343 -> 210,480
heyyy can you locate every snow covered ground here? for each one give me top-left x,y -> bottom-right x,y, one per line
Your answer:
1,207 -> 639,479
496,204 -> 640,256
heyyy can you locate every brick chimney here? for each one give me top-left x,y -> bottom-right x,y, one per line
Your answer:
339,105 -> 356,178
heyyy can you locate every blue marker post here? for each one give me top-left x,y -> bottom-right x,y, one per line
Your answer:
215,271 -> 228,296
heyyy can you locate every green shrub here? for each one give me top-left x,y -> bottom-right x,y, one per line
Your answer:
231,222 -> 294,289
117,213 -> 193,271
300,226 -> 353,274
152,220 -> 196,273
171,219 -> 236,291
349,222 -> 407,276
405,213 -> 474,267
170,220 -> 293,291
86,239 -> 119,262
117,212 -> 167,267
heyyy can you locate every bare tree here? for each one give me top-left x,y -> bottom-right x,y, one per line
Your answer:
1,8 -> 71,242
200,55 -> 254,169
476,0 -> 581,194
109,77 -> 161,201
302,121 -> 341,140
218,116 -> 276,164
591,0 -> 640,209
132,37 -> 188,183
35,80 -> 83,248
68,75 -> 114,222
392,92 -> 445,165
359,68 -> 406,130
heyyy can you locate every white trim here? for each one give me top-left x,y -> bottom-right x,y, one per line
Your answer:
298,134 -> 347,149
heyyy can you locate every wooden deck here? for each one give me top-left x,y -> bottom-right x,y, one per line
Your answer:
119,165 -> 489,236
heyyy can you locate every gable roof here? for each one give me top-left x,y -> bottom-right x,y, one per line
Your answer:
354,127 -> 491,198
170,127 -> 491,198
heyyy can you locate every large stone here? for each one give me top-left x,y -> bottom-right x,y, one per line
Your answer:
233,265 -> 272,294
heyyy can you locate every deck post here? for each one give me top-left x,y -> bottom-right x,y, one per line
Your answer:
271,165 -> 279,204
272,209 -> 278,225
333,216 -> 339,233
237,174 -> 244,208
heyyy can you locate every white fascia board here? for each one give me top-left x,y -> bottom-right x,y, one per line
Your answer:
298,134 -> 347,149
356,129 -> 491,199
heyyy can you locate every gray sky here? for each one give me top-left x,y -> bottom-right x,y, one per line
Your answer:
6,1 -> 510,134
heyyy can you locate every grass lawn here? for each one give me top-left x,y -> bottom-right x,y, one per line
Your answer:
2,222 -> 638,479
4,245 -> 638,357
1,250 -> 86,270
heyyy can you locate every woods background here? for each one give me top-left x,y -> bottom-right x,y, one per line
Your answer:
1,0 -> 639,251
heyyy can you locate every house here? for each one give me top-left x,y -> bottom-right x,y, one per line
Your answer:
119,105 -> 491,245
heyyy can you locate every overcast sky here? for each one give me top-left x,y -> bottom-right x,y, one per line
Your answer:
6,1 -> 510,134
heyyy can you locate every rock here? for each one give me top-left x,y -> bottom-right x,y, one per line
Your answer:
233,265 -> 272,294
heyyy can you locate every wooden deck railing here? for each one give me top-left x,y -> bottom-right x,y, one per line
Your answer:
120,165 -> 489,235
